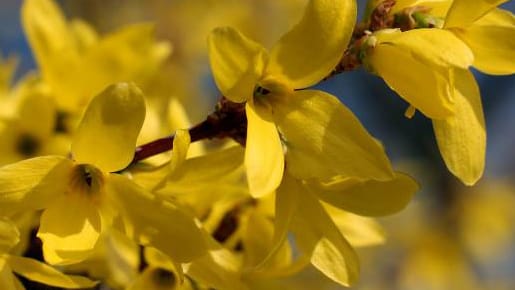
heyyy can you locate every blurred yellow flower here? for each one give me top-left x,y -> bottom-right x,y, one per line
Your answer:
0,83 -> 206,266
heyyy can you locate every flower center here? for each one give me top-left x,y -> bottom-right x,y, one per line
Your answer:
151,268 -> 176,287
16,133 -> 40,157
70,164 -> 104,199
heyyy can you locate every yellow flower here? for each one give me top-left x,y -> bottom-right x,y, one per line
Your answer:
22,0 -> 171,112
363,0 -> 515,185
0,76 -> 68,166
364,25 -> 488,185
182,170 -> 417,288
264,171 -> 418,286
0,83 -> 206,266
0,217 -> 97,289
365,28 -> 474,118
444,0 -> 515,75
208,0 -> 394,197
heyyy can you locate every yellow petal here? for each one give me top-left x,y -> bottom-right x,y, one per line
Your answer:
81,24 -> 172,104
290,178 -> 359,287
307,172 -> 418,216
207,27 -> 267,102
433,69 -> 485,185
127,266 -> 181,290
265,174 -> 299,266
454,9 -> 515,75
69,19 -> 98,50
7,255 -> 97,288
161,146 -> 246,213
368,42 -> 454,119
38,194 -> 101,265
375,29 -> 474,69
0,218 -> 20,253
390,0 -> 452,17
0,156 -> 72,216
21,0 -> 80,111
169,129 -> 190,176
16,85 -> 56,141
0,261 -> 20,290
107,174 -> 207,262
127,247 -> 184,290
168,146 -> 244,186
186,244 -> 247,290
253,173 -> 309,277
144,247 -> 183,279
245,102 -> 284,197
444,0 -> 508,28
266,0 -> 357,88
273,90 -> 393,181
72,83 -> 146,172
0,55 -> 17,94
242,210 -> 292,271
324,206 -> 386,247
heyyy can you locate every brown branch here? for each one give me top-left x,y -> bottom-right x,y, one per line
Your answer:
129,98 -> 246,167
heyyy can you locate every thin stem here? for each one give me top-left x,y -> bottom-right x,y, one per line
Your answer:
127,98 -> 246,168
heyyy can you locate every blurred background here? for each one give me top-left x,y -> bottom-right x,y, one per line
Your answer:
1,0 -> 514,289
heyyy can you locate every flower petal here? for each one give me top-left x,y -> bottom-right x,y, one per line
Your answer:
307,172 -> 418,216
245,102 -> 284,197
207,27 -> 267,102
21,0 -> 80,110
266,0 -> 356,88
107,174 -> 207,263
374,29 -> 474,69
169,129 -> 190,176
16,83 -> 56,141
0,218 -> 20,254
444,0 -> 508,28
324,206 -> 386,248
253,173 -> 310,277
390,0 -> 452,17
82,23 -> 172,103
0,156 -> 72,216
290,178 -> 359,287
242,210 -> 292,271
186,241 -> 247,290
0,55 -> 17,94
7,255 -> 97,288
38,194 -> 101,265
72,83 -> 146,172
0,261 -> 20,290
368,42 -> 454,119
433,69 -> 485,185
273,90 -> 393,181
454,9 -> 515,75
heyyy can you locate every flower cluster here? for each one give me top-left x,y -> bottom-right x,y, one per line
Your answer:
0,0 -> 513,289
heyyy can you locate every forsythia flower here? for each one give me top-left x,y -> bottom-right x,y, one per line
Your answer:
208,0 -> 394,197
0,83 -> 206,266
444,0 -> 515,75
0,77 -> 66,165
364,0 -> 514,186
0,217 -> 97,289
22,0 -> 171,112
264,171 -> 418,286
